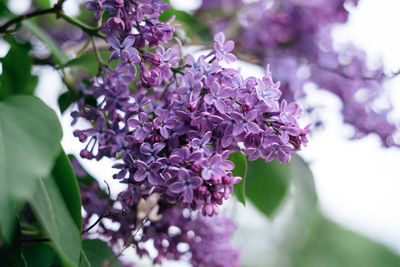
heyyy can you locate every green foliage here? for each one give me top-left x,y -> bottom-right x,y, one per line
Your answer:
159,8 -> 212,43
0,222 -> 25,266
65,51 -> 113,76
245,155 -> 313,218
246,158 -> 292,217
0,38 -> 38,100
292,214 -> 400,267
32,0 -> 51,9
29,176 -> 81,266
52,150 -> 82,231
80,239 -> 123,267
0,96 -> 62,241
58,91 -> 73,113
22,21 -> 69,66
23,243 -> 57,267
229,152 -> 248,205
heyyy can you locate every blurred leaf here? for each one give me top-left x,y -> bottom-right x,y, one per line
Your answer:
80,239 -> 123,267
292,214 -> 400,267
159,8 -> 212,43
229,152 -> 248,205
246,154 -> 315,218
52,150 -> 82,231
23,21 -> 68,66
58,91 -> 73,114
0,96 -> 62,241
65,51 -> 113,76
0,38 -> 38,100
29,176 -> 81,267
23,243 -> 56,267
0,222 -> 25,266
246,158 -> 291,217
32,0 -> 51,9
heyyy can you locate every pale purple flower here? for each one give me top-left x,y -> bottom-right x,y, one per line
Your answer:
262,143 -> 292,163
107,35 -> 136,62
204,82 -> 233,114
231,110 -> 260,136
191,131 -> 213,156
213,32 -> 237,63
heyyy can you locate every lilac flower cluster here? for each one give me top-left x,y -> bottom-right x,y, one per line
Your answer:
72,0 -> 308,265
73,0 -> 309,217
197,0 -> 399,147
77,165 -> 240,267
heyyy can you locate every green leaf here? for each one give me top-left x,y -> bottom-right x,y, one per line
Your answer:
0,38 -> 38,100
292,214 -> 400,267
246,158 -> 291,217
29,177 -> 81,267
0,222 -> 25,266
64,51 -> 113,76
229,152 -> 248,205
80,239 -> 123,267
58,91 -> 73,114
0,96 -> 62,241
159,8 -> 212,43
32,0 -> 51,8
22,21 -> 68,66
23,243 -> 56,267
52,150 -> 82,231
246,154 -> 314,218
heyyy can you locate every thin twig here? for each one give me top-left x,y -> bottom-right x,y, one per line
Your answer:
0,7 -> 59,33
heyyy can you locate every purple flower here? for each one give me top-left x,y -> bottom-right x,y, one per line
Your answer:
84,1 -> 103,20
231,110 -> 260,136
127,112 -> 153,141
169,147 -> 203,166
107,35 -> 136,62
213,32 -> 237,63
140,142 -> 165,162
169,169 -> 202,203
280,100 -> 302,124
204,81 -> 233,114
191,131 -> 213,156
262,143 -> 292,163
176,71 -> 203,101
201,154 -> 227,181
256,79 -> 281,108
153,110 -> 178,139
279,124 -> 301,144
134,160 -> 162,185
116,49 -> 141,77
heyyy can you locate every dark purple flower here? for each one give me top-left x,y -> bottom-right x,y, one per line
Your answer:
169,169 -> 202,203
134,160 -> 162,185
127,112 -> 153,141
116,49 -> 141,77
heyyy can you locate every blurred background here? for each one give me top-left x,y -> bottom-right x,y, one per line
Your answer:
3,0 -> 400,266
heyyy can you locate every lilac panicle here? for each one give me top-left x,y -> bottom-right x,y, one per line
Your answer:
196,0 -> 399,148
73,1 -> 310,265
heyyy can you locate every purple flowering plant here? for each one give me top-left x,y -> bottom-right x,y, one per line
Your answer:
0,0 -> 313,266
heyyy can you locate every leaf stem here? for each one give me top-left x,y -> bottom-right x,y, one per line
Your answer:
60,13 -> 106,39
